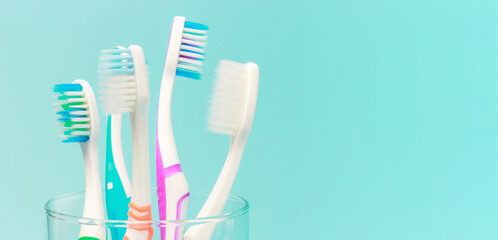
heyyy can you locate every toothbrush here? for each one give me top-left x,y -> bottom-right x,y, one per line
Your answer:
156,16 -> 208,240
184,60 -> 259,240
54,80 -> 106,240
98,45 -> 152,240
104,114 -> 131,240
98,47 -> 132,240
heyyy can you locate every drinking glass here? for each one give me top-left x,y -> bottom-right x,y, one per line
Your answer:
45,190 -> 249,240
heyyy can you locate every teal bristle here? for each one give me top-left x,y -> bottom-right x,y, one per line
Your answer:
176,69 -> 201,80
63,136 -> 89,143
184,21 -> 209,31
98,47 -> 134,76
54,83 -> 82,92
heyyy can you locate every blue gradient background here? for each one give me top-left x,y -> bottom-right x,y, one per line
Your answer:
1,0 -> 498,239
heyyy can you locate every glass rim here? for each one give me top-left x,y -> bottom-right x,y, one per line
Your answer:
44,190 -> 249,226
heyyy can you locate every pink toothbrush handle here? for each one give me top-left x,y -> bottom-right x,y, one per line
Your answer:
156,135 -> 190,240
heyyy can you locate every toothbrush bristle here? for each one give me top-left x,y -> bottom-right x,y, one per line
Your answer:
208,60 -> 249,135
53,83 -> 91,143
53,83 -> 83,92
98,47 -> 137,114
177,21 -> 209,80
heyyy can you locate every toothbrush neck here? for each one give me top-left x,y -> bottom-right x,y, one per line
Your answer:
156,75 -> 180,167
79,142 -> 105,220
129,106 -> 151,205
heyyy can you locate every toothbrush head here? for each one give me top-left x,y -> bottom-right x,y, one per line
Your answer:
208,60 -> 259,137
98,45 -> 149,114
177,19 -> 209,80
166,16 -> 209,81
53,80 -> 99,143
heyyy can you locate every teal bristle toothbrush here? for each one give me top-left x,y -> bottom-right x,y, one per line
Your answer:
98,45 -> 152,240
98,46 -> 132,240
156,16 -> 208,240
53,80 -> 106,240
184,60 -> 259,240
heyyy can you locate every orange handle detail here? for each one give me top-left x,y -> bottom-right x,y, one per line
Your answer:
124,202 -> 153,240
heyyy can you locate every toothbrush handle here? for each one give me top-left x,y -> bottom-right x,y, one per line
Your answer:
105,114 -> 131,240
184,137 -> 246,240
79,142 -> 106,240
123,202 -> 153,240
156,135 -> 190,240
124,109 -> 153,240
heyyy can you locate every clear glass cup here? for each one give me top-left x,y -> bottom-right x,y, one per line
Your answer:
45,189 -> 249,240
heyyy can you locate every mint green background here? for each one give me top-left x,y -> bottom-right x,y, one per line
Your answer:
1,0 -> 498,239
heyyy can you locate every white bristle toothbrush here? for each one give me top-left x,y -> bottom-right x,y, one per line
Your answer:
53,80 -> 106,240
97,46 -> 133,240
184,60 -> 259,240
98,45 -> 152,240
156,16 -> 208,240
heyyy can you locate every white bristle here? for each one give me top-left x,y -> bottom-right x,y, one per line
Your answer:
177,63 -> 201,72
181,38 -> 207,48
178,57 -> 203,66
98,47 -> 138,114
67,97 -> 87,103
63,91 -> 84,96
180,45 -> 205,53
70,117 -> 91,122
182,33 -> 207,41
179,51 -> 204,59
68,124 -> 91,129
208,60 -> 249,135
183,28 -> 208,35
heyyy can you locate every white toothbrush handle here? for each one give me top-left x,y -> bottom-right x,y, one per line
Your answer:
123,45 -> 152,240
129,109 -> 151,208
156,131 -> 190,240
156,18 -> 191,239
79,142 -> 106,240
156,80 -> 190,240
184,136 -> 247,240
124,109 -> 153,240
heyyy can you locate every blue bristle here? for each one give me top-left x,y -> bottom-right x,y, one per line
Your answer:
98,47 -> 135,77
57,111 -> 86,118
176,69 -> 201,80
56,109 -> 85,115
184,21 -> 209,31
57,115 -> 86,123
62,136 -> 89,143
58,111 -> 73,118
53,84 -> 82,92
54,83 -> 90,143
181,49 -> 205,56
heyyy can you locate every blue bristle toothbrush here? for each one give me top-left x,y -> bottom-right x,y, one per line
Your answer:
156,16 -> 208,240
53,80 -> 106,240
